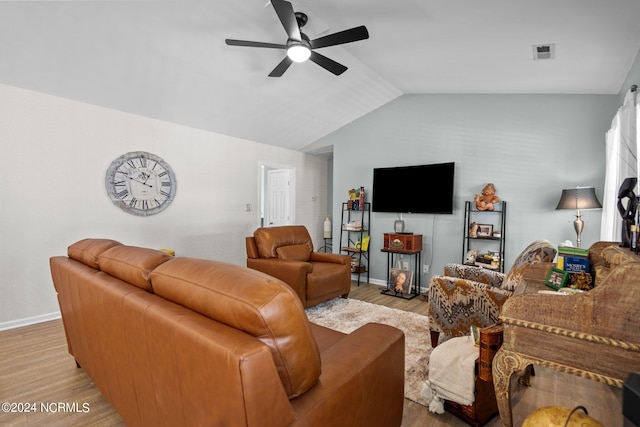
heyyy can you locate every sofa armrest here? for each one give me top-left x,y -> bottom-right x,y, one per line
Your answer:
443,263 -> 505,287
246,237 -> 259,259
246,258 -> 312,301
310,252 -> 351,265
292,323 -> 405,427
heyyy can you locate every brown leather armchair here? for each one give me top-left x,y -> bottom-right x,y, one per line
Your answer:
246,225 -> 352,307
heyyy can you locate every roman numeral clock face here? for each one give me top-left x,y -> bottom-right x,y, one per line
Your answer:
105,152 -> 177,216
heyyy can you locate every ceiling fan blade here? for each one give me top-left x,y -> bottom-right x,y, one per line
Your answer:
269,56 -> 293,77
310,25 -> 369,49
225,39 -> 287,49
271,0 -> 301,41
309,51 -> 347,76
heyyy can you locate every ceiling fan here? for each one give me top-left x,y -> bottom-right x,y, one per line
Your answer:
225,0 -> 369,77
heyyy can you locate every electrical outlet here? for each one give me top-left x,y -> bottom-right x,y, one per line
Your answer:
423,264 -> 430,274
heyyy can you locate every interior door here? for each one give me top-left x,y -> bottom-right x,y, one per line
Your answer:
266,168 -> 292,226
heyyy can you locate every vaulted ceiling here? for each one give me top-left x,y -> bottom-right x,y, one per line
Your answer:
1,1 -> 639,153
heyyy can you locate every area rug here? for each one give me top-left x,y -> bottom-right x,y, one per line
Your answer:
305,298 -> 431,407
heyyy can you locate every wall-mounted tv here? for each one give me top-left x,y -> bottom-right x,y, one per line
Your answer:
372,162 -> 455,214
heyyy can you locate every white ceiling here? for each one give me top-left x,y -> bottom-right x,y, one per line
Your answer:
1,1 -> 639,152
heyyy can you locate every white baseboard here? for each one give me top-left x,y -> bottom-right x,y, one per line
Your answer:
0,311 -> 61,331
350,274 -> 387,287
368,278 -> 387,287
351,275 -> 429,293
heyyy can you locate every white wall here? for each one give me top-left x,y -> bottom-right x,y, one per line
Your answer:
0,84 -> 329,327
321,94 -> 619,288
619,47 -> 640,103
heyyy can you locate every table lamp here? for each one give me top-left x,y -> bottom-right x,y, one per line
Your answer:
556,186 -> 602,248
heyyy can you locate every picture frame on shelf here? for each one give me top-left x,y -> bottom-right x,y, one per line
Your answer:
545,267 -> 569,290
388,268 -> 413,294
477,224 -> 493,237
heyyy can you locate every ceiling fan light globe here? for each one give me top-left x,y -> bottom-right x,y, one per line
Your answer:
287,44 -> 311,63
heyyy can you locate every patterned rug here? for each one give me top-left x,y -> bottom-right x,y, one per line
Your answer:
305,298 -> 431,407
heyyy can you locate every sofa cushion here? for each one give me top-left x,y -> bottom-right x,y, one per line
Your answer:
253,225 -> 314,258
150,257 -> 321,399
68,238 -> 122,269
98,245 -> 174,292
276,244 -> 312,261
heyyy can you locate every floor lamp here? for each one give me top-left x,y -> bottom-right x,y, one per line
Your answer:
556,186 -> 602,248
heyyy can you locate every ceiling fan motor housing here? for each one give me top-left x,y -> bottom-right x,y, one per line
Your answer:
295,12 -> 308,28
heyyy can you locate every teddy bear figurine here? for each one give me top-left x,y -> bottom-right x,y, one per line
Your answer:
474,183 -> 500,211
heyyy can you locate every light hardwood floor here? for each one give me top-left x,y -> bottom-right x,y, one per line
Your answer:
0,281 -> 622,426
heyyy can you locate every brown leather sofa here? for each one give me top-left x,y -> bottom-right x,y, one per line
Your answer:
246,225 -> 352,307
50,238 -> 405,427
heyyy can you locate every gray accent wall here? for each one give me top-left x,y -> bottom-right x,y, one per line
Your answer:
324,94 -> 619,288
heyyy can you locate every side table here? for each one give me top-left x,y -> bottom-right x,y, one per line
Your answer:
380,247 -> 421,300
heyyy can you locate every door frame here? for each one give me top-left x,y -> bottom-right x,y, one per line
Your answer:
259,162 -> 296,227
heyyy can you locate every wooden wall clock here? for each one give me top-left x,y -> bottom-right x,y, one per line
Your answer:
105,151 -> 177,216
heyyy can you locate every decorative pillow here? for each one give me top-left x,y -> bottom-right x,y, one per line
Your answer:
98,245 -> 174,292
276,244 -> 312,262
68,238 -> 123,269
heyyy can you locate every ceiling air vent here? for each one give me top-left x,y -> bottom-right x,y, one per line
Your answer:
532,44 -> 555,60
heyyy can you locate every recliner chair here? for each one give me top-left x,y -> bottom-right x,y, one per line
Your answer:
246,225 -> 352,307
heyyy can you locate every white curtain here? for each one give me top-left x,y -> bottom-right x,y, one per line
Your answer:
601,88 -> 639,241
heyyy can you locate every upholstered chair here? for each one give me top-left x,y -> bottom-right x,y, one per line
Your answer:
246,225 -> 352,308
427,240 -> 557,347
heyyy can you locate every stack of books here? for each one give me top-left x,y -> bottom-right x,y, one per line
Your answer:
557,246 -> 590,271
556,246 -> 593,289
474,253 -> 500,270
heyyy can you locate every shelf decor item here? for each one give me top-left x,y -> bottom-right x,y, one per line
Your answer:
477,224 -> 493,238
555,186 -> 602,248
474,183 -> 500,211
469,222 -> 479,238
545,267 -> 570,290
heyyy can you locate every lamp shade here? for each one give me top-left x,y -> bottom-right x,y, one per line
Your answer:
556,187 -> 602,211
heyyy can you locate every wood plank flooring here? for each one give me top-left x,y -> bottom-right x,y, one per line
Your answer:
0,281 -> 622,426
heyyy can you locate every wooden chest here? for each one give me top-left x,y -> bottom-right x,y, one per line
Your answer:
383,233 -> 422,252
444,324 -> 503,427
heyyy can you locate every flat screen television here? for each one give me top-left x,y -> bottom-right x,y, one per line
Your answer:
372,162 -> 455,214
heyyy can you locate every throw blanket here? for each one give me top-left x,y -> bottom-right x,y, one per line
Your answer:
420,336 -> 477,413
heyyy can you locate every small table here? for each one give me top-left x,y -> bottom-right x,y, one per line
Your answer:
380,248 -> 421,300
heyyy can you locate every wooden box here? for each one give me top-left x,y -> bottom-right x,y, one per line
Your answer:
383,233 -> 423,252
